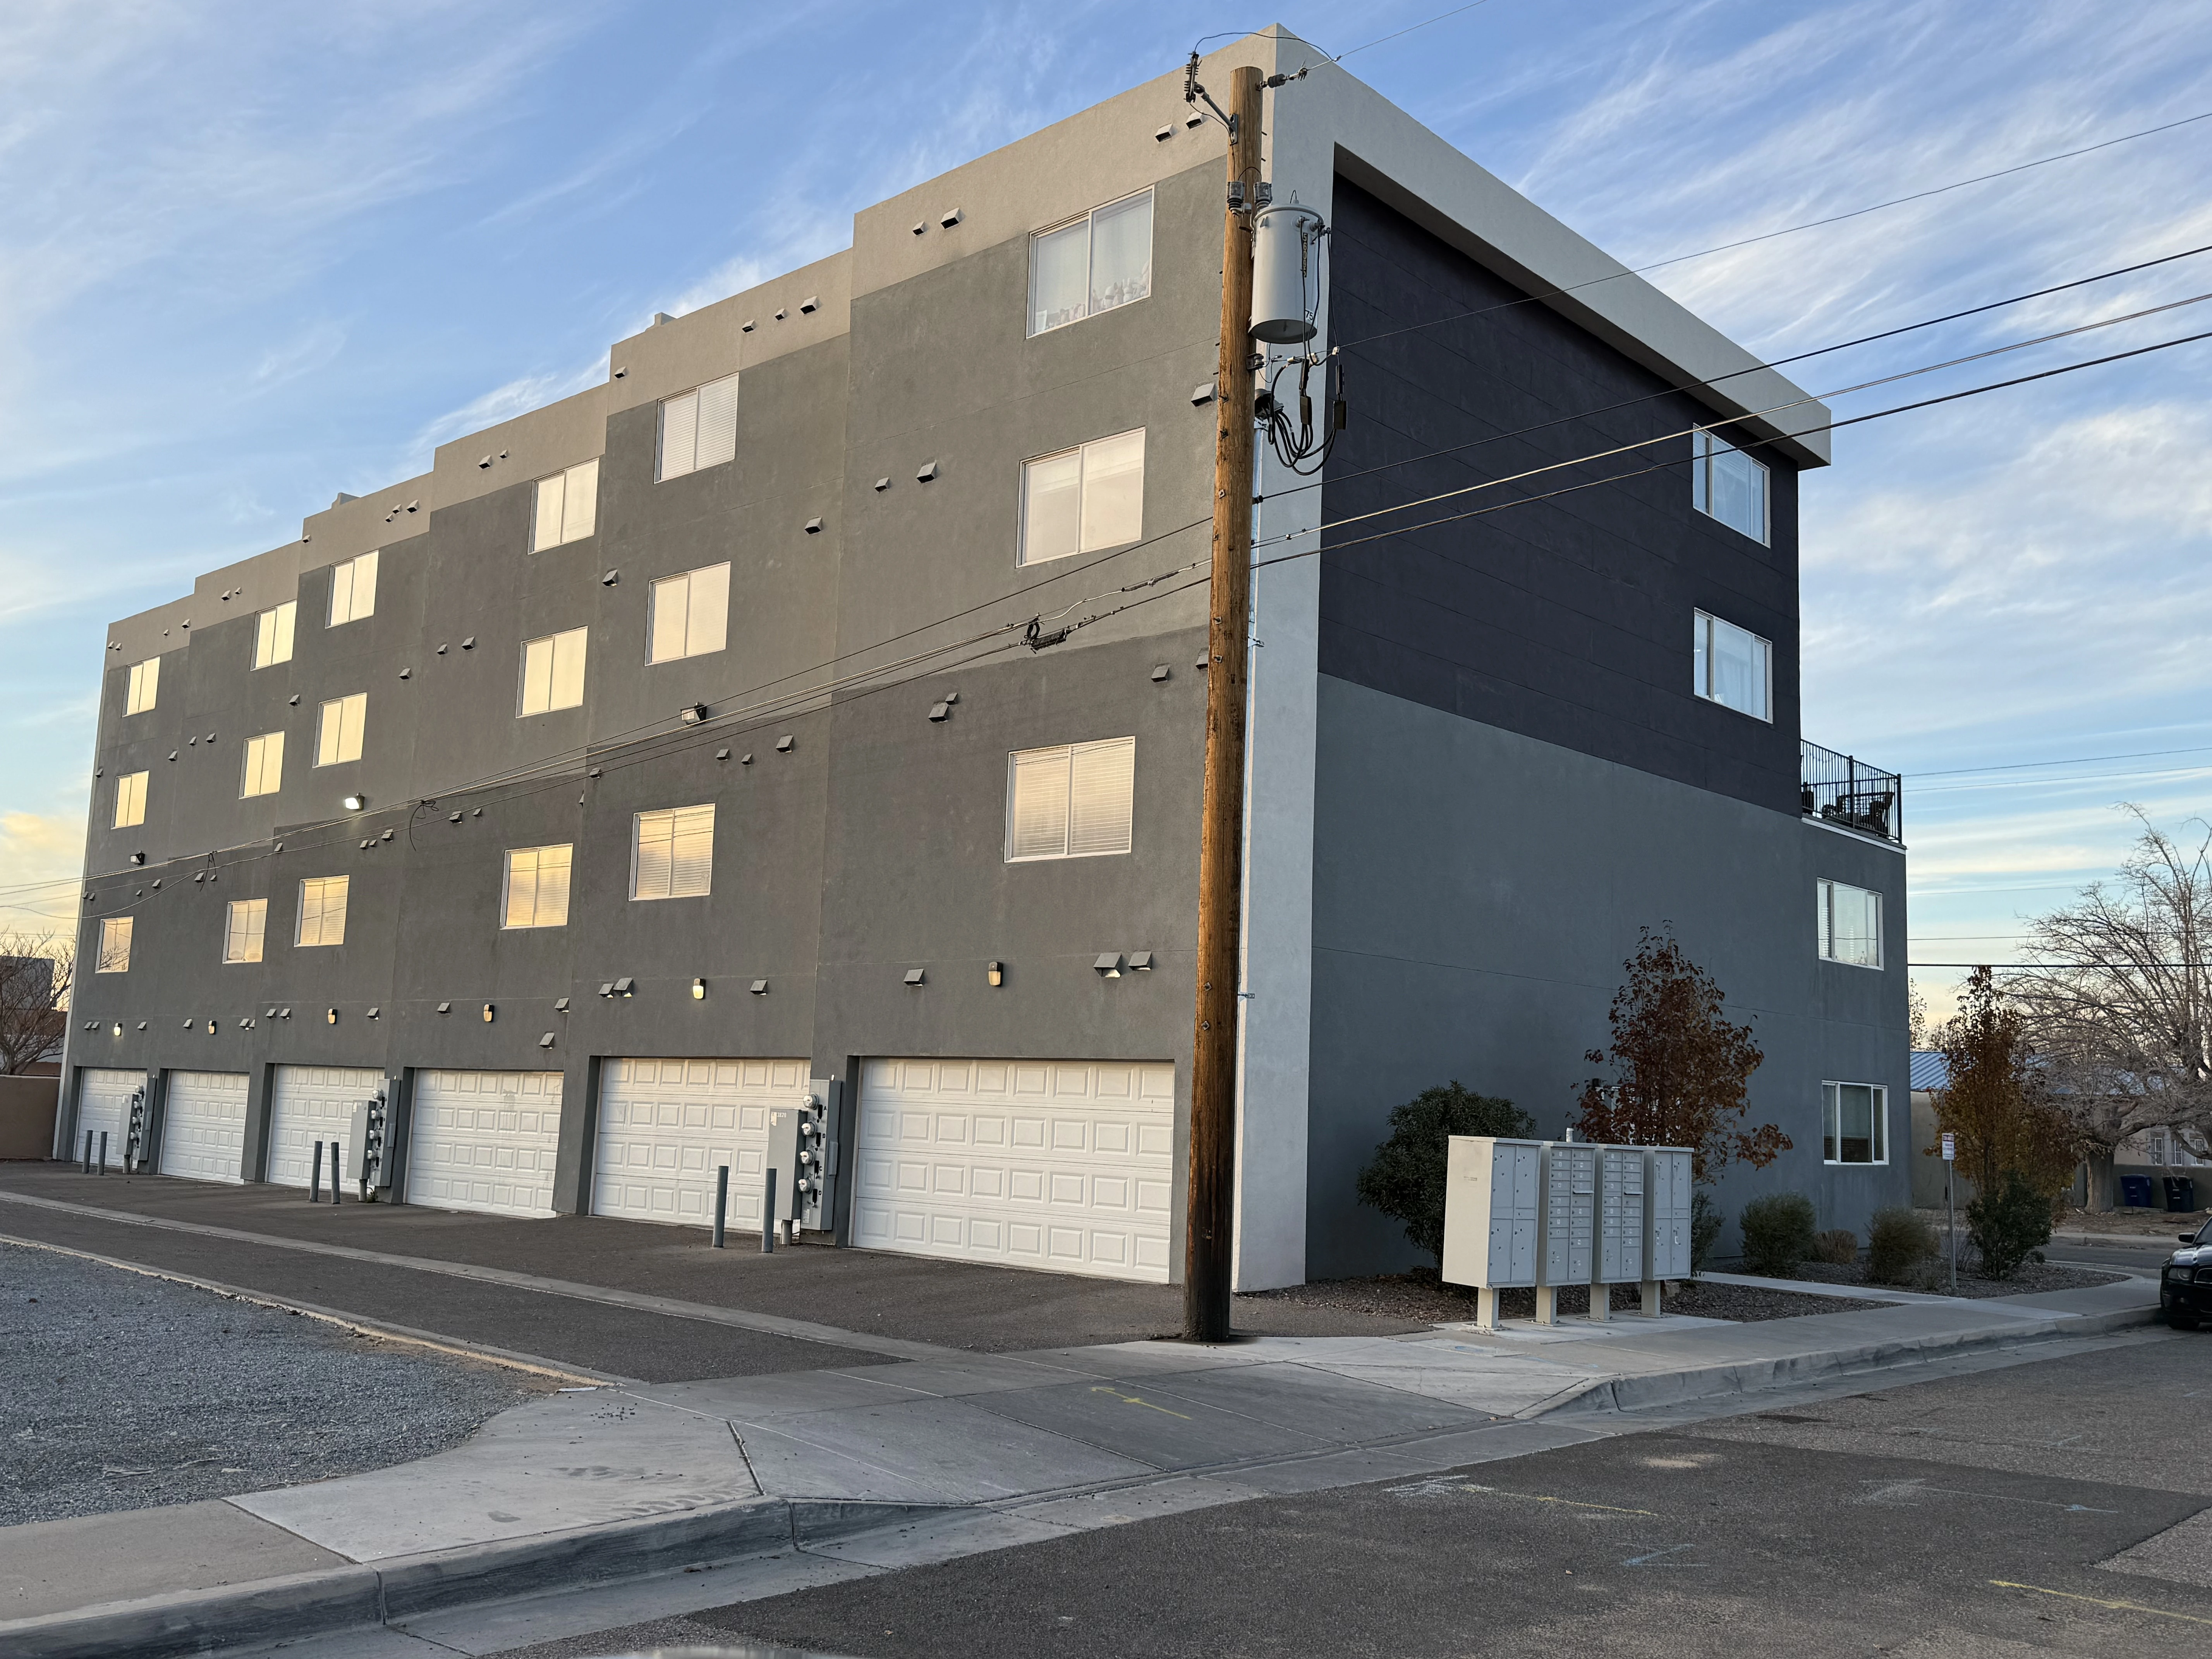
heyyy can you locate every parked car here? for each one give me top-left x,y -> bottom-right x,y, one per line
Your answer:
2161,1220 -> 2212,1328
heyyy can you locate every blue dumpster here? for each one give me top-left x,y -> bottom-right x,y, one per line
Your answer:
2121,1173 -> 2155,1208
2165,1176 -> 2198,1213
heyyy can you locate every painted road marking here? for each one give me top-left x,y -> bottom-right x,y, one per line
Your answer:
1991,1581 -> 2212,1626
1386,1477 -> 1657,1516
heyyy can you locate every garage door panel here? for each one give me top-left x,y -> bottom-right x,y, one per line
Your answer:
158,1071 -> 249,1184
406,1070 -> 562,1218
855,1057 -> 1175,1284
268,1066 -> 384,1188
75,1069 -> 145,1170
591,1056 -> 805,1230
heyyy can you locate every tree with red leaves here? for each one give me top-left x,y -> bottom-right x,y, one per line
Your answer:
1573,927 -> 1786,1182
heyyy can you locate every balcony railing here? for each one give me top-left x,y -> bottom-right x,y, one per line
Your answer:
1801,739 -> 1902,844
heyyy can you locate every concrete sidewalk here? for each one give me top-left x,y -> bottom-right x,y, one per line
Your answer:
0,1268 -> 2162,1659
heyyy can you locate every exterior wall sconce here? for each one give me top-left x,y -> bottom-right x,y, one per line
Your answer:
903,969 -> 925,986
1094,954 -> 1123,979
750,979 -> 769,995
538,1033 -> 556,1048
554,997 -> 570,1012
680,703 -> 709,724
613,977 -> 635,997
366,1007 -> 380,1020
436,1002 -> 451,1014
343,795 -> 366,811
110,1022 -> 122,1037
482,1003 -> 495,1023
691,977 -> 706,1000
1129,951 -> 1154,971
986,961 -> 1003,988
205,1019 -> 218,1034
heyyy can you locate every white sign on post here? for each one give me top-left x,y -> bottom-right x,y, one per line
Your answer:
1941,1131 -> 1956,1163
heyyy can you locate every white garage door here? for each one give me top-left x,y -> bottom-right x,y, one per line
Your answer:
855,1057 -> 1175,1282
74,1069 -> 145,1169
593,1057 -> 807,1228
407,1070 -> 563,1218
158,1071 -> 248,1183
268,1065 -> 384,1188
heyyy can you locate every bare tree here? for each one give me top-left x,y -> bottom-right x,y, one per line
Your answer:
0,931 -> 73,1075
2002,809 -> 2212,1211
1932,967 -> 2079,1204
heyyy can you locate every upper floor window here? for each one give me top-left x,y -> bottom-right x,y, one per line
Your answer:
124,656 -> 159,715
96,915 -> 133,973
314,693 -> 366,767
1817,878 -> 1882,969
241,731 -> 285,798
503,844 -> 573,928
658,374 -> 738,481
632,805 -> 714,900
648,564 -> 730,664
328,551 -> 379,627
112,770 -> 148,830
532,459 -> 600,551
1006,737 -> 1135,861
296,875 -> 349,947
253,601 -> 297,669
1693,610 -> 1770,721
518,628 -> 588,716
1692,429 -> 1769,544
1020,429 -> 1145,565
1822,1082 -> 1887,1164
223,898 -> 267,964
1029,189 -> 1153,337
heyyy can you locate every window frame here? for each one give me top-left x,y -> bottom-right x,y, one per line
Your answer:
124,656 -> 160,716
112,769 -> 148,830
295,876 -> 349,948
327,551 -> 379,628
240,730 -> 285,799
629,804 -> 716,901
1692,428 -> 1771,545
656,373 -> 740,483
313,694 -> 366,768
646,563 -> 731,665
253,601 -> 297,669
1026,187 -> 1156,339
1018,428 -> 1147,566
1816,877 -> 1884,970
1821,1081 -> 1889,1165
1005,736 -> 1137,863
95,915 -> 133,974
517,627 -> 589,717
531,459 -> 602,552
223,898 -> 268,964
1692,608 -> 1772,722
501,843 -> 574,929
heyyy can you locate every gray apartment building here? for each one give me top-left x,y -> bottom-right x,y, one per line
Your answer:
58,29 -> 1911,1288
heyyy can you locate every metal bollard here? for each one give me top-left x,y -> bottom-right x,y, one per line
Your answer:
98,1131 -> 108,1173
760,1167 -> 777,1254
330,1142 -> 342,1205
713,1164 -> 729,1249
311,1141 -> 323,1203
82,1130 -> 93,1173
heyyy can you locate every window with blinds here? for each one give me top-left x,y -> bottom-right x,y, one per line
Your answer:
647,564 -> 730,663
632,805 -> 714,900
531,459 -> 601,551
328,551 -> 378,626
1027,189 -> 1154,337
296,876 -> 349,947
125,656 -> 159,715
223,898 -> 267,964
240,731 -> 284,798
314,694 -> 366,766
1005,737 -> 1135,861
112,770 -> 148,829
1020,429 -> 1145,565
657,374 -> 739,481
96,915 -> 133,973
253,601 -> 297,669
503,844 -> 573,928
1817,878 -> 1882,969
518,628 -> 588,716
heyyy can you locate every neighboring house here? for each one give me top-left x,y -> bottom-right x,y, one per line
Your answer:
1909,1049 -> 1963,1209
0,954 -> 66,1075
58,31 -> 1909,1285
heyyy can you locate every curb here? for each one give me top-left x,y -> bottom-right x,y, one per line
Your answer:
1547,1304 -> 2162,1418
0,1496 -> 956,1659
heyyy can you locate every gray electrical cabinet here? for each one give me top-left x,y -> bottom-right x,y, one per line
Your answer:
1441,1137 -> 1541,1290
1646,1147 -> 1695,1280
766,1082 -> 840,1239
1597,1146 -> 1646,1285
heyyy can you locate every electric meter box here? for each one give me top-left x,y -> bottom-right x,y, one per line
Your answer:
1645,1146 -> 1695,1279
345,1094 -> 393,1190
1539,1141 -> 1596,1286
1597,1146 -> 1647,1284
1441,1137 -> 1542,1288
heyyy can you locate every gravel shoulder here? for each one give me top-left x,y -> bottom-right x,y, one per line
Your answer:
0,1240 -> 544,1527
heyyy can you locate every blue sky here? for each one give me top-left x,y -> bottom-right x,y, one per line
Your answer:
3,0 -> 2210,1026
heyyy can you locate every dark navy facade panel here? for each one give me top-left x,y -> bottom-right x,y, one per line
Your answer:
1319,180 -> 1802,817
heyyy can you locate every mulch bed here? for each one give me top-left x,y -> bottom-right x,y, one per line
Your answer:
1791,1257 -> 2125,1299
1240,1273 -> 1886,1325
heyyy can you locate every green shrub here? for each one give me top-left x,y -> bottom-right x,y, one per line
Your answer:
1812,1228 -> 1858,1266
1690,1190 -> 1724,1276
1738,1192 -> 1817,1277
1355,1083 -> 1534,1264
1866,1207 -> 1938,1284
1968,1168 -> 2053,1279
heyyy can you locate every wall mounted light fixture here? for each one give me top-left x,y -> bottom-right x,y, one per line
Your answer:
482,1003 -> 495,1023
986,961 -> 1003,988
691,977 -> 706,1000
1094,953 -> 1123,979
342,795 -> 366,812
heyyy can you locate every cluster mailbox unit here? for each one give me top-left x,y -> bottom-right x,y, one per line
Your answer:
1442,1136 -> 1694,1329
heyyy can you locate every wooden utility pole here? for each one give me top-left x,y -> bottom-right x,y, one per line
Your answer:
1185,62 -> 1264,1343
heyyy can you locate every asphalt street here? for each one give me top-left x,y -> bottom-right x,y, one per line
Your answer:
520,1335 -> 2212,1659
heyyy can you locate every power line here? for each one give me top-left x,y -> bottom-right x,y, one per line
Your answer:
1335,1 -> 1494,59
1910,744 -> 2212,780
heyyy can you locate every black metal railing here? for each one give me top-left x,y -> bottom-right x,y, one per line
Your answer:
1801,739 -> 1902,843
